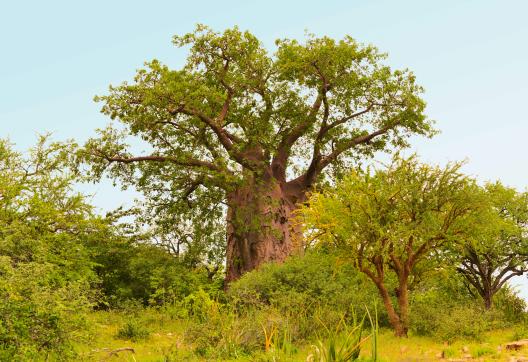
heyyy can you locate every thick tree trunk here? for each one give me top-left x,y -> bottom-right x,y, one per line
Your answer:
225,171 -> 303,283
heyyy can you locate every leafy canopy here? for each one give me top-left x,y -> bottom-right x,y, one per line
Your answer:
80,25 -> 435,247
300,155 -> 485,284
456,182 -> 528,302
0,137 -> 107,359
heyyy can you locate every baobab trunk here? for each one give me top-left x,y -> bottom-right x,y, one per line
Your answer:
225,171 -> 303,283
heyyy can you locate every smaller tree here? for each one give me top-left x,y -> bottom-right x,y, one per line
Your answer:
456,182 -> 528,309
301,156 -> 484,337
0,137 -> 108,358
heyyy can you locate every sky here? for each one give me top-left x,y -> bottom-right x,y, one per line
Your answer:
1,0 -> 527,294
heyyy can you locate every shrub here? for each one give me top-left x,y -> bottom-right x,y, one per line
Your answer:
228,251 -> 384,341
434,306 -> 488,343
180,289 -> 222,322
184,304 -> 251,359
511,323 -> 528,341
181,290 -> 297,359
409,269 -> 527,341
95,242 -> 222,308
116,319 -> 151,342
223,252 -> 386,357
0,258 -> 93,360
493,285 -> 527,324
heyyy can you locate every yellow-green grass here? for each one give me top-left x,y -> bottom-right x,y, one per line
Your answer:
74,311 -> 528,361
74,310 -> 189,361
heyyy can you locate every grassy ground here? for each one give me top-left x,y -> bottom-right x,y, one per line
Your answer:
75,310 -> 528,361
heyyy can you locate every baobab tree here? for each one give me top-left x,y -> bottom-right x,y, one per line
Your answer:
81,25 -> 434,282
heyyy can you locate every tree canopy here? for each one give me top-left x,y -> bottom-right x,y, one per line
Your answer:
456,182 -> 528,309
80,25 -> 435,280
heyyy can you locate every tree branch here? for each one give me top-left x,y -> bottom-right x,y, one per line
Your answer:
271,91 -> 324,181
495,268 -> 528,291
95,150 -> 223,173
170,106 -> 259,169
288,124 -> 392,190
319,125 -> 391,170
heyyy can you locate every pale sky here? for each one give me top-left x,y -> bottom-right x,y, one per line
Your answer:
1,0 -> 527,295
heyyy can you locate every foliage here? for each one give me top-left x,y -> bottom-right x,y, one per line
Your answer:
0,138 -> 101,359
455,182 -> 528,309
0,137 -> 102,281
301,154 -> 486,336
228,251 -> 385,337
93,239 -> 221,308
116,319 -> 151,342
180,288 -> 223,322
309,317 -> 365,362
434,306 -> 490,343
0,258 -> 93,360
409,269 -> 526,341
182,292 -> 253,359
409,269 -> 473,336
229,251 -> 376,308
79,24 -> 435,278
173,253 -> 383,359
307,307 -> 380,362
492,286 -> 527,323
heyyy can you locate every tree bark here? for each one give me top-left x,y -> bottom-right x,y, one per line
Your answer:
483,290 -> 493,310
396,278 -> 410,337
484,296 -> 492,310
372,278 -> 407,337
225,169 -> 303,283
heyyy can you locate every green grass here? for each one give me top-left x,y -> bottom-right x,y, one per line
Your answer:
74,310 -> 187,361
74,310 -> 528,361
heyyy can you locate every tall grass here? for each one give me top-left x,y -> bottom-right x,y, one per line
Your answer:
365,304 -> 379,362
307,306 -> 379,362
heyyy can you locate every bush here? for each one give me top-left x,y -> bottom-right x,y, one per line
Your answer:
0,138 -> 111,359
0,258 -> 93,360
409,269 -> 526,342
228,251 -> 383,341
183,294 -> 252,359
94,241 -> 222,308
116,319 -> 151,342
493,285 -> 527,324
435,306 -> 489,343
180,289 -> 299,359
229,251 -> 378,307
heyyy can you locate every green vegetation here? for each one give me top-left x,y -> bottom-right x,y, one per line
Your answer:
78,24 -> 434,282
2,26 -> 528,361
